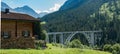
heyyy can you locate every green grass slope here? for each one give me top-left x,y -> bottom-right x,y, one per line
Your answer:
0,49 -> 111,54
0,44 -> 111,54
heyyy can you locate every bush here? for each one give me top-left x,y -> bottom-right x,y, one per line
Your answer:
112,50 -> 117,54
103,44 -> 112,52
112,44 -> 120,54
103,43 -> 120,54
66,39 -> 84,49
112,44 -> 120,52
35,40 -> 47,50
51,43 -> 64,48
1,37 -> 35,49
40,30 -> 47,40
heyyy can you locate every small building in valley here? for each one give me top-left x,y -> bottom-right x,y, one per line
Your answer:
1,9 -> 40,49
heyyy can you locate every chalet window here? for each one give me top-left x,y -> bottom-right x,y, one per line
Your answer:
1,31 -> 11,39
22,31 -> 30,37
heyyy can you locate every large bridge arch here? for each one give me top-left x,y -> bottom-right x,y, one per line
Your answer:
46,31 -> 102,47
68,33 -> 89,45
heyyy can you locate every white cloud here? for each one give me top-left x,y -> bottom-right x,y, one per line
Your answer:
42,10 -> 50,13
36,3 -> 61,14
35,10 -> 42,13
49,3 -> 61,12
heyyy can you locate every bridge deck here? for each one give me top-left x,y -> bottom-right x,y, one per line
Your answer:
47,31 -> 102,34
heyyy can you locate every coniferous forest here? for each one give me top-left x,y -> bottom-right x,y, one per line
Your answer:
41,0 -> 120,46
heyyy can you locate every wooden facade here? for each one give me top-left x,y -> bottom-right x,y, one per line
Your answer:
1,11 -> 40,49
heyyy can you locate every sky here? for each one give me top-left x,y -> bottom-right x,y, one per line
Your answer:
1,0 -> 67,13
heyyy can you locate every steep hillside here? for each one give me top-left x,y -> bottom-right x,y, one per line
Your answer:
41,0 -> 110,31
59,0 -> 89,11
41,0 -> 120,44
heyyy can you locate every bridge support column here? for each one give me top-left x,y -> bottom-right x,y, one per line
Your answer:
46,34 -> 49,43
53,34 -> 56,43
90,32 -> 94,47
84,32 -> 95,47
60,33 -> 64,44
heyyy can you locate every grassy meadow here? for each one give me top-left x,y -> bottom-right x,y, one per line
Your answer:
0,44 -> 111,54
0,49 -> 111,54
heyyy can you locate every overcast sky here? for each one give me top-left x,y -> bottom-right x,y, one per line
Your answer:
1,0 -> 66,13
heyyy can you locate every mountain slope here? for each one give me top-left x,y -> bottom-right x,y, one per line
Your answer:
1,2 -> 12,11
41,0 -> 120,44
1,2 -> 41,18
14,6 -> 39,18
41,0 -> 110,31
39,12 -> 48,17
59,0 -> 89,11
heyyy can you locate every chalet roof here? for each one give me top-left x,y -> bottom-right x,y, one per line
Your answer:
1,11 -> 40,21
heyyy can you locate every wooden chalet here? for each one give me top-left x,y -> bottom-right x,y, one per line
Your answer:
1,9 -> 40,49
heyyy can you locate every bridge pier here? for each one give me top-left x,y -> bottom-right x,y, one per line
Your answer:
90,32 -> 94,47
60,33 -> 64,44
46,33 -> 49,43
53,34 -> 56,43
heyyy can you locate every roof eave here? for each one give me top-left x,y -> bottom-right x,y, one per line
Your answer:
1,18 -> 41,22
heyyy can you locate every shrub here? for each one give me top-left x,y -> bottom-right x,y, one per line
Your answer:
52,43 -> 57,46
1,37 -> 35,49
103,43 -> 120,54
112,50 -> 117,54
51,43 -> 64,48
112,44 -> 120,52
40,30 -> 47,40
111,44 -> 120,54
66,39 -> 84,49
35,40 -> 47,50
103,44 -> 112,52
83,45 -> 90,49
